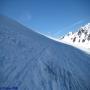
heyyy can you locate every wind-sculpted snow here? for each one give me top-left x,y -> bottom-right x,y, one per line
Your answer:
0,16 -> 90,90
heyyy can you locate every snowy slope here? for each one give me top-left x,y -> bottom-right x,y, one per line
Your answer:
0,16 -> 90,90
60,23 -> 90,49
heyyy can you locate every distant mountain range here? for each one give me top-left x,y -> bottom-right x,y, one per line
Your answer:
60,23 -> 90,49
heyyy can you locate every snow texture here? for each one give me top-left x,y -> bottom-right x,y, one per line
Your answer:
0,16 -> 90,90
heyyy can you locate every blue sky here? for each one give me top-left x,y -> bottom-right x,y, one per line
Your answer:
0,0 -> 90,37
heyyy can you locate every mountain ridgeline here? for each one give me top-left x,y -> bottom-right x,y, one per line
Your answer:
60,23 -> 90,49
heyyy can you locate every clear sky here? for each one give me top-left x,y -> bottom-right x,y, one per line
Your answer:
0,0 -> 90,37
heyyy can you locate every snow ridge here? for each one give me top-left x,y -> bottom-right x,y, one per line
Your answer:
60,23 -> 90,49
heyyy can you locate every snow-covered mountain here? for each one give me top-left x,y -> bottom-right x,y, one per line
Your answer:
60,23 -> 90,49
0,16 -> 90,90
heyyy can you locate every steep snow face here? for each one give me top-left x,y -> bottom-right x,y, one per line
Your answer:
60,23 -> 90,49
0,16 -> 90,90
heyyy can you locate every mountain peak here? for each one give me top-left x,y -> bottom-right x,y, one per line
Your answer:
81,23 -> 90,31
60,23 -> 90,49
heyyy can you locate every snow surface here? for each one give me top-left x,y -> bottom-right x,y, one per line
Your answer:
0,16 -> 90,90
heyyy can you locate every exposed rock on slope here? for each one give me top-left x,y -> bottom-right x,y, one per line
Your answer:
60,23 -> 90,49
